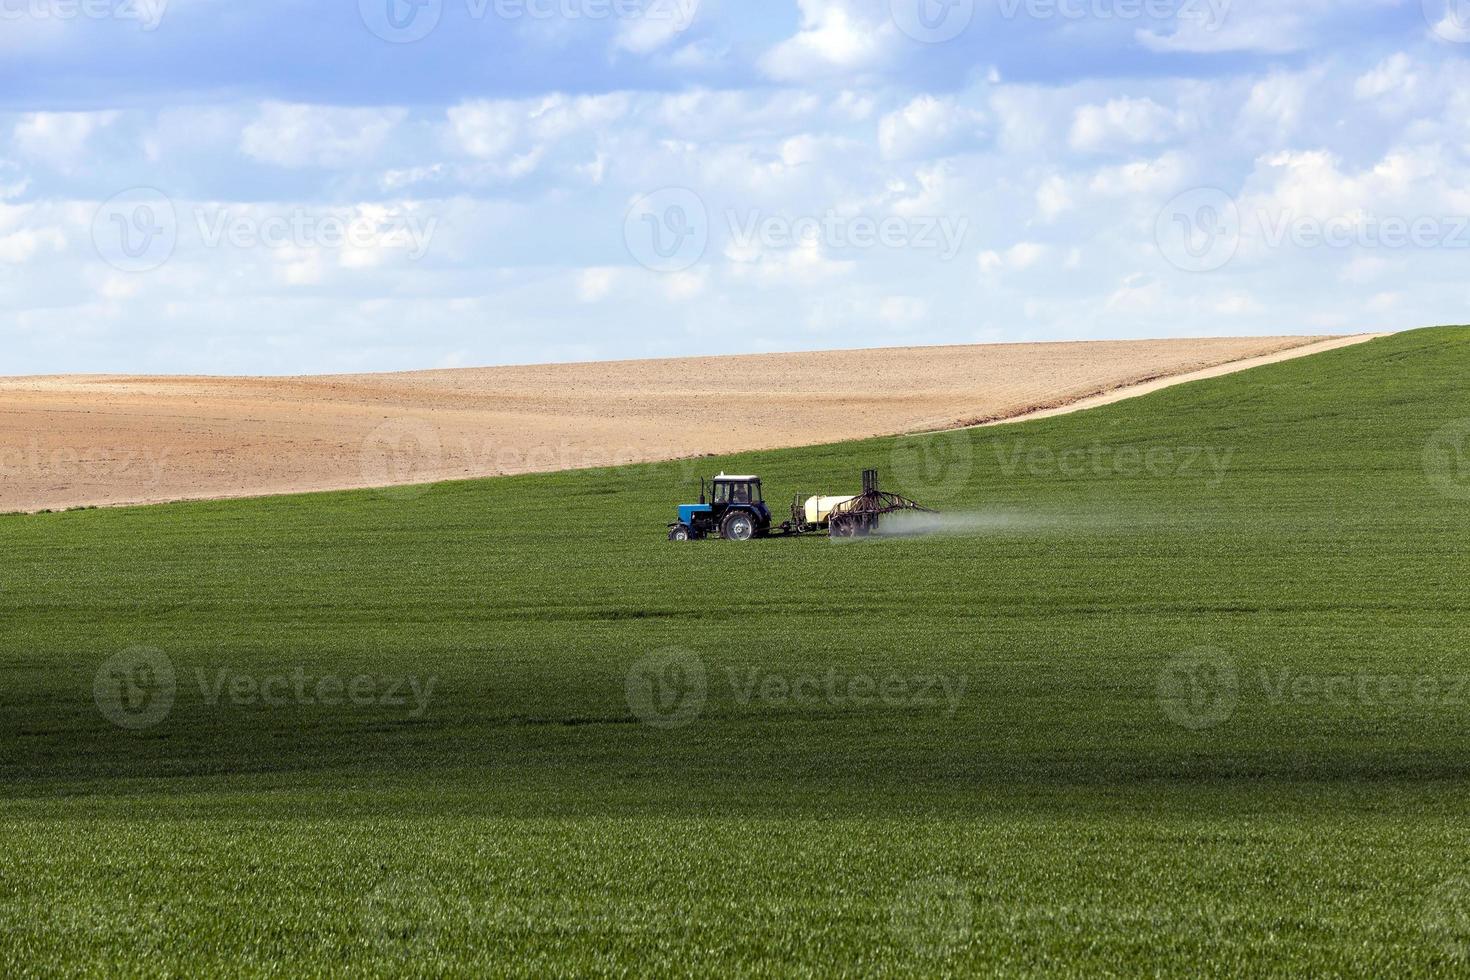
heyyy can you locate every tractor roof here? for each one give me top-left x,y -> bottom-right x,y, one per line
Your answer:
714,473 -> 760,482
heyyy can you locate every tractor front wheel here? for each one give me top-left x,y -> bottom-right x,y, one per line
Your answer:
668,524 -> 692,542
721,512 -> 755,542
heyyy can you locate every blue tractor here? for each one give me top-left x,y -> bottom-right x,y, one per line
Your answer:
667,473 -> 772,542
667,469 -> 938,542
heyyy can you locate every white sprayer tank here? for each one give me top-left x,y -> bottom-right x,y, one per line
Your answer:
803,495 -> 858,525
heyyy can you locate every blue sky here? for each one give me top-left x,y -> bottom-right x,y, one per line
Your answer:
1,0 -> 1467,374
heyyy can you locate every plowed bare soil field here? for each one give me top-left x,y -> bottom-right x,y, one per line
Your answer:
0,335 -> 1373,512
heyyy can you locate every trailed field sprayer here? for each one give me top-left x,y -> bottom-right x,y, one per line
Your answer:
667,469 -> 935,541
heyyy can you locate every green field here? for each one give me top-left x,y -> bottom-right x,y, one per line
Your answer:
4,326 -> 1470,975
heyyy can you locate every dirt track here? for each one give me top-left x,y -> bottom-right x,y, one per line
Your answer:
0,335 -> 1376,512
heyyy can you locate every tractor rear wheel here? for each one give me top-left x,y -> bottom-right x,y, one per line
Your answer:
668,524 -> 692,542
721,512 -> 755,542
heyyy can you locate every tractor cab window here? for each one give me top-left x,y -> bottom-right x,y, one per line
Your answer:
715,480 -> 762,505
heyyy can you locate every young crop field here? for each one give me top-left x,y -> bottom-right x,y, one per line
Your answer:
3,326 -> 1470,975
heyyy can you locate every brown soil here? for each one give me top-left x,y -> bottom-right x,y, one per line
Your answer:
0,334 -> 1377,512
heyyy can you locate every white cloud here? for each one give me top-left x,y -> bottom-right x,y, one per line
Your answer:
614,0 -> 699,54
1105,275 -> 1163,313
1237,69 -> 1322,141
666,41 -> 729,71
0,225 -> 65,264
577,267 -> 619,301
979,242 -> 1047,274
445,94 -> 629,181
1133,0 -> 1386,55
1367,291 -> 1401,312
664,268 -> 708,301
1213,293 -> 1265,315
13,112 -> 119,169
0,161 -> 30,201
652,89 -> 825,140
1243,148 -> 1448,220
448,101 -> 521,160
878,295 -> 928,325
878,95 -> 983,161
526,94 -> 631,141
1356,54 -> 1420,101
1137,16 -> 1305,55
1069,98 -> 1178,152
1036,175 -> 1073,221
760,0 -> 895,81
241,104 -> 405,168
1088,153 -> 1186,196
1340,256 -> 1388,283
726,237 -> 855,285
5,50 -> 1468,375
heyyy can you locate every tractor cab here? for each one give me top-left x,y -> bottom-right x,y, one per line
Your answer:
669,474 -> 772,541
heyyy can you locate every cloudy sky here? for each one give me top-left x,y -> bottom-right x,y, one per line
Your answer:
2,0 -> 1468,374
